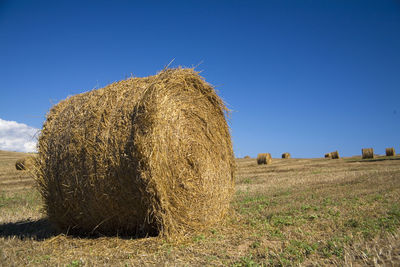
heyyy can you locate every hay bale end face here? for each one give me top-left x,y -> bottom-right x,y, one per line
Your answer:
386,147 -> 395,157
35,68 -> 235,237
362,148 -> 374,159
324,153 -> 331,159
282,152 -> 291,159
257,153 -> 272,165
331,151 -> 340,159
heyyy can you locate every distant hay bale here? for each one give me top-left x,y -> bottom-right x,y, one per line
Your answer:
386,147 -> 395,157
362,148 -> 374,159
15,158 -> 25,170
331,151 -> 340,159
324,153 -> 331,159
257,153 -> 272,165
244,155 -> 251,159
15,155 -> 36,171
282,152 -> 291,159
35,68 -> 235,237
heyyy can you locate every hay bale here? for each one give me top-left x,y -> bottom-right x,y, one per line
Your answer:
15,158 -> 25,170
324,153 -> 331,159
35,68 -> 235,237
331,151 -> 340,159
362,148 -> 374,159
257,153 -> 272,165
244,155 -> 251,159
386,147 -> 395,157
281,152 -> 291,159
15,155 -> 36,170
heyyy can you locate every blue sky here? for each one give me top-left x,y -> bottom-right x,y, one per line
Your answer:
0,0 -> 399,157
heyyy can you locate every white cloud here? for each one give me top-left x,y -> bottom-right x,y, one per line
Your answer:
0,118 -> 39,153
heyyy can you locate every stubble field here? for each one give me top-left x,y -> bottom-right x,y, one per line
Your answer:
1,150 -> 399,266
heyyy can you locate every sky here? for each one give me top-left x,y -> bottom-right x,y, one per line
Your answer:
0,0 -> 399,157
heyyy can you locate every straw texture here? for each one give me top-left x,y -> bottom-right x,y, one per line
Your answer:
35,68 -> 235,237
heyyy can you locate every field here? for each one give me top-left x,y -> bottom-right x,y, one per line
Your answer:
1,150 -> 400,266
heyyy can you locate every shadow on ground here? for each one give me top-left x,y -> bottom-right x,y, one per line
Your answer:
0,219 -> 157,240
345,157 -> 400,163
0,218 -> 57,241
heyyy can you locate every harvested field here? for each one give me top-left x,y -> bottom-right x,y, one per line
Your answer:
1,150 -> 400,266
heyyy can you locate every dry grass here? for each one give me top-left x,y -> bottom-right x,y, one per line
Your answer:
362,148 -> 374,159
35,68 -> 235,238
1,150 -> 400,266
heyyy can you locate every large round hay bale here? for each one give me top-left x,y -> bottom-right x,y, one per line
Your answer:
324,153 -> 331,159
331,151 -> 340,159
386,147 -> 395,157
257,153 -> 272,165
35,68 -> 235,237
362,148 -> 374,159
244,155 -> 251,159
281,152 -> 291,159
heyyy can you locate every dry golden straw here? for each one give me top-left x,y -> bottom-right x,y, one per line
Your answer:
35,68 -> 235,237
324,153 -> 331,159
331,151 -> 340,159
281,152 -> 291,159
362,148 -> 374,159
257,153 -> 272,165
386,147 -> 395,157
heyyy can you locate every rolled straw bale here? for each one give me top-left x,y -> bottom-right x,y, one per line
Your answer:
324,153 -> 331,159
282,152 -> 291,159
35,68 -> 235,237
15,155 -> 36,171
362,148 -> 374,159
331,151 -> 340,159
15,158 -> 25,170
257,153 -> 272,165
244,155 -> 251,159
386,147 -> 395,157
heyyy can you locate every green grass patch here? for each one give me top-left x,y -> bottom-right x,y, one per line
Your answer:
0,190 -> 41,210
